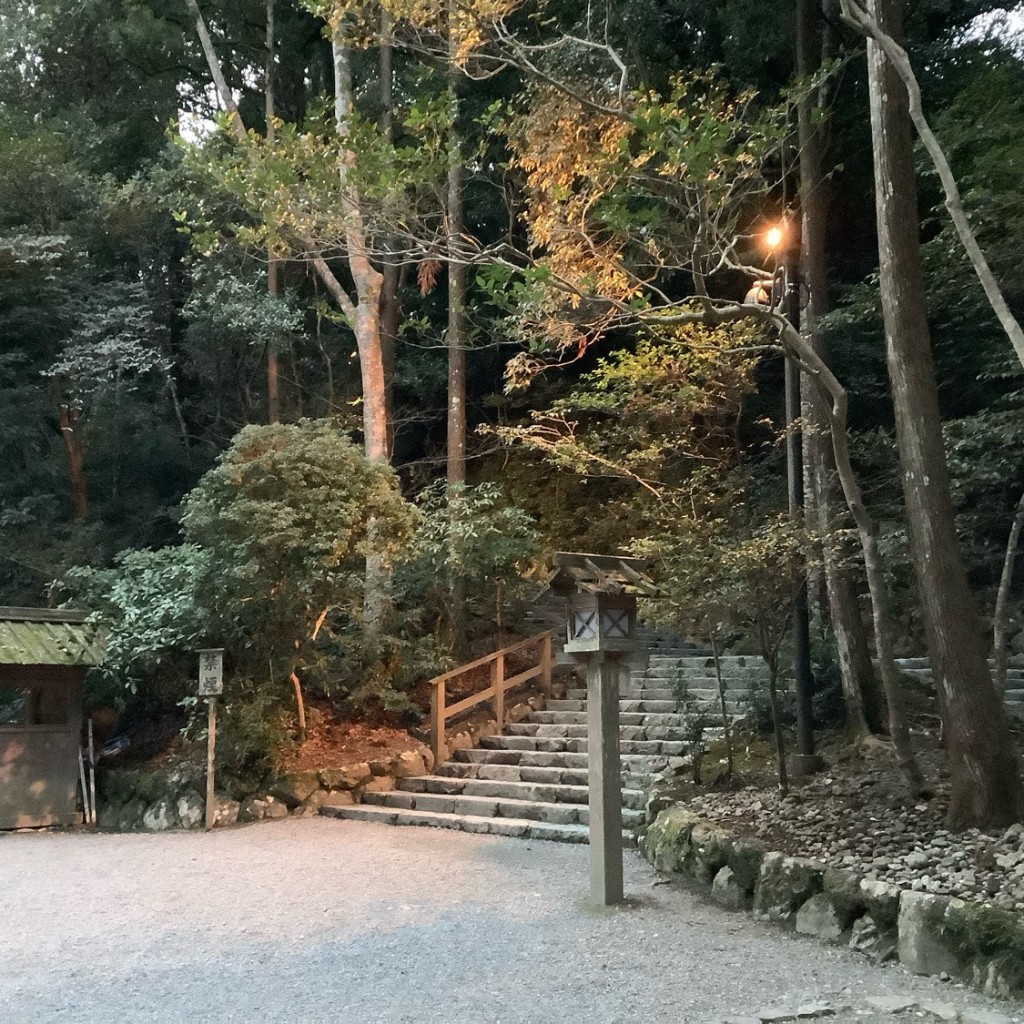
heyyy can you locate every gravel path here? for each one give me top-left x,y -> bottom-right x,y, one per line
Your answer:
1,819 -> 1022,1024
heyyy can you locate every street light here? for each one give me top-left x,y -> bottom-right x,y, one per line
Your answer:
761,217 -> 823,778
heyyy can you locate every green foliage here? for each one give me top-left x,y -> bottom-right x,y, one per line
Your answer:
181,419 -> 419,664
396,482 -> 540,650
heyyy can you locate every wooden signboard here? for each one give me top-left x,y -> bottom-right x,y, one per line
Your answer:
198,649 -> 224,697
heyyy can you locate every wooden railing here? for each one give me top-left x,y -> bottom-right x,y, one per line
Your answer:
429,631 -> 554,769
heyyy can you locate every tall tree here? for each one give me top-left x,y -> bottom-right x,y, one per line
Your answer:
797,0 -> 885,738
864,0 -> 1023,827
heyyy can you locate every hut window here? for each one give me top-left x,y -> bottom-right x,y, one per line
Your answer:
0,688 -> 30,726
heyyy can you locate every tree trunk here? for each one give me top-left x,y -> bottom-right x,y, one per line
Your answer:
866,0 -> 1023,828
265,0 -> 280,424
993,488 -> 1024,695
446,2 -> 469,655
379,8 -> 399,458
797,0 -> 884,740
289,669 -> 307,745
710,630 -> 734,781
56,395 -> 88,521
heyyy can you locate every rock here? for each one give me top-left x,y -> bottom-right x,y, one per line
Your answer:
362,775 -> 395,793
864,996 -> 918,1014
176,791 -> 205,830
918,1002 -> 958,1021
711,866 -> 747,911
727,838 -> 766,892
97,802 -> 121,829
858,878 -> 902,931
960,1012 -> 1012,1024
300,790 -> 329,813
319,791 -> 355,810
369,759 -> 392,776
331,763 -> 373,789
269,771 -> 320,808
142,799 -> 178,832
263,795 -> 289,820
392,750 -> 427,779
238,797 -> 269,823
641,806 -> 702,874
115,797 -> 146,831
753,854 -> 825,923
795,1004 -> 834,1019
795,893 -> 845,942
849,915 -> 882,954
897,892 -> 964,977
212,796 -> 240,828
758,1009 -> 800,1022
686,820 -> 731,883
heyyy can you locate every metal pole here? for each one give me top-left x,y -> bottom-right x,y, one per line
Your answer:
785,244 -> 822,775
587,652 -> 623,906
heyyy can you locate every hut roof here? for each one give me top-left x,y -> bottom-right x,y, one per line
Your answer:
0,607 -> 106,667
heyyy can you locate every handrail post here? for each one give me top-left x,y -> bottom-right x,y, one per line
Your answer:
541,633 -> 553,699
431,680 -> 447,768
493,653 -> 505,731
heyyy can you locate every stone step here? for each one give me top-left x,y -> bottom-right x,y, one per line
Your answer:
565,688 -> 752,702
478,734 -> 688,756
527,710 -> 692,726
452,747 -> 685,774
432,761 -> 655,792
362,789 -> 647,828
396,774 -> 647,810
507,723 -> 699,742
320,803 -> 636,845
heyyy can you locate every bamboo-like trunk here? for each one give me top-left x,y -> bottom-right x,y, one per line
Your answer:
290,670 -> 307,745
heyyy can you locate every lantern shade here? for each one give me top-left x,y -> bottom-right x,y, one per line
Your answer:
564,592 -> 638,654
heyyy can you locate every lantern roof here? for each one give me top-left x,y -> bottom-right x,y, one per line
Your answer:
546,552 -> 658,599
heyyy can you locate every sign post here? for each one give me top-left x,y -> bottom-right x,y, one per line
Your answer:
198,649 -> 224,831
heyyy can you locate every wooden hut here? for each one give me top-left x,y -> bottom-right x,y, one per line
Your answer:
0,607 -> 104,829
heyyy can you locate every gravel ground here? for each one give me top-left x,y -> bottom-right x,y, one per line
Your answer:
1,819 -> 1022,1024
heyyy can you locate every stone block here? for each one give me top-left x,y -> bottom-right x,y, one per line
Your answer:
897,892 -> 964,977
753,853 -> 825,924
142,798 -> 179,832
362,775 -> 396,793
686,821 -> 731,883
176,791 -> 205,830
392,750 -> 428,779
269,771 -> 320,808
238,797 -> 269,823
795,893 -> 845,942
727,838 -> 767,893
711,866 -> 747,911
319,791 -> 356,810
213,796 -> 240,828
263,795 -> 289,819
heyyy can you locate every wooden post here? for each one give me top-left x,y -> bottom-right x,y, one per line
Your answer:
541,634 -> 553,699
587,652 -> 623,906
205,697 -> 217,831
431,681 -> 447,769
493,653 -> 505,731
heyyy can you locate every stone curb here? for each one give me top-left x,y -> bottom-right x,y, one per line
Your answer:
639,805 -> 1024,1001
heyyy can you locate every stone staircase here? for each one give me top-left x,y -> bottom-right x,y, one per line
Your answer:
322,631 -> 770,843
894,657 -> 1024,718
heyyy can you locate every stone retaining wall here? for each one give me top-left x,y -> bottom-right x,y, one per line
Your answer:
98,744 -> 436,831
96,694 -> 543,832
640,805 -> 1024,1000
